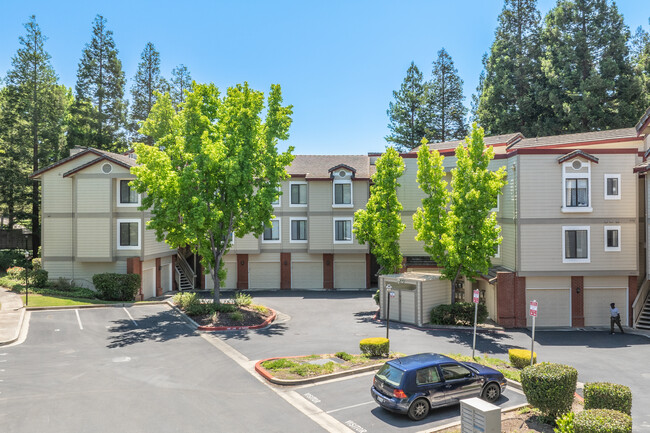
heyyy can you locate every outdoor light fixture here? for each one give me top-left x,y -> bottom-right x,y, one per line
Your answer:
576,286 -> 581,294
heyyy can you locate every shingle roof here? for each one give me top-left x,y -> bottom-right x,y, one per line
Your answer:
507,128 -> 638,150
288,155 -> 374,179
414,133 -> 524,153
30,147 -> 136,179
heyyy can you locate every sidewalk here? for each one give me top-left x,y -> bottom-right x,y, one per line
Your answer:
0,286 -> 25,346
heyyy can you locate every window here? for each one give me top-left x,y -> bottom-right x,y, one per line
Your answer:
604,226 -> 621,252
290,182 -> 307,206
563,226 -> 590,263
117,219 -> 140,250
493,225 -> 501,258
416,367 -> 441,385
118,179 -> 139,206
290,218 -> 307,242
562,160 -> 591,212
271,186 -> 281,207
333,218 -> 353,243
604,174 -> 621,200
262,219 -> 280,243
440,364 -> 472,381
333,180 -> 352,207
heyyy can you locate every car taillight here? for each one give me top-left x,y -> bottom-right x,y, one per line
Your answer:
393,389 -> 407,399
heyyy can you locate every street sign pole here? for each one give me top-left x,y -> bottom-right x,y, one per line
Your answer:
529,300 -> 538,366
386,284 -> 392,340
472,289 -> 479,359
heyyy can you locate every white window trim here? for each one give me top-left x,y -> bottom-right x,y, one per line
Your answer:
117,218 -> 141,250
490,195 -> 500,213
272,186 -> 281,207
604,225 -> 621,252
262,218 -> 281,243
561,160 -> 592,213
116,178 -> 141,208
289,217 -> 308,243
332,179 -> 353,208
493,225 -> 501,258
604,174 -> 621,200
289,181 -> 308,207
333,217 -> 354,244
562,225 -> 590,263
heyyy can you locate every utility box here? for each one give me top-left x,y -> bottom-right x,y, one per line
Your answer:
460,397 -> 500,433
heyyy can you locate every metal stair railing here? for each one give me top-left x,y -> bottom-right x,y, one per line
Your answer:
176,253 -> 196,290
633,278 -> 650,329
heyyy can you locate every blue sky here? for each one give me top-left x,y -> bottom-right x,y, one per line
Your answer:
1,1 -> 648,155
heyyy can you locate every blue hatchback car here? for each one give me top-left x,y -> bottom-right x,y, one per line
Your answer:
371,353 -> 507,421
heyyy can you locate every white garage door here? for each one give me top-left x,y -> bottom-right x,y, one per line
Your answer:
249,262 -> 280,289
292,261 -> 323,289
142,268 -> 155,299
334,255 -> 365,289
526,289 -> 570,327
222,261 -> 237,289
400,289 -> 416,323
161,264 -> 172,292
584,288 -> 627,326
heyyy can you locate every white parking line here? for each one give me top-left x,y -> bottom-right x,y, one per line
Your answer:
75,309 -> 83,330
123,307 -> 138,326
326,400 -> 375,414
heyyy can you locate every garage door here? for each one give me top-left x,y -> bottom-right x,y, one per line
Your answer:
584,288 -> 627,326
142,268 -> 155,299
222,261 -> 237,289
334,254 -> 366,289
249,262 -> 280,289
161,263 -> 172,292
292,256 -> 323,289
526,289 -> 570,327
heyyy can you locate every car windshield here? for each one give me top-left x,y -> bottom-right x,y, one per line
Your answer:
376,364 -> 404,388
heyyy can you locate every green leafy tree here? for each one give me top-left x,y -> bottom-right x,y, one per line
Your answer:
2,15 -> 69,255
72,15 -> 127,152
170,64 -> 192,110
631,20 -> 650,111
476,0 -> 545,136
386,62 -> 428,151
425,48 -> 467,143
353,147 -> 406,275
131,83 -> 293,303
539,0 -> 642,134
414,124 -> 506,302
130,42 -> 168,144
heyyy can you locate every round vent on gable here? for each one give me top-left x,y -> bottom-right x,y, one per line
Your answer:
571,160 -> 582,170
101,163 -> 113,174
338,170 -> 347,178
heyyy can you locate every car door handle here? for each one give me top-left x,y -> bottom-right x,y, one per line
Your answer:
444,385 -> 452,389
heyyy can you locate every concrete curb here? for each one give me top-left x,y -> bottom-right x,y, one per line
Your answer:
372,309 -> 507,333
255,355 -> 384,386
0,307 -> 25,347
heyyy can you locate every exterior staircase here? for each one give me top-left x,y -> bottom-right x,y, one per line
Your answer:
175,264 -> 194,290
636,295 -> 650,330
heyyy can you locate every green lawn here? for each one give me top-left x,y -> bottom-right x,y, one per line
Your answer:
22,294 -> 124,307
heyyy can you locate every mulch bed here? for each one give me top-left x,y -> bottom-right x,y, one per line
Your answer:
189,305 -> 273,327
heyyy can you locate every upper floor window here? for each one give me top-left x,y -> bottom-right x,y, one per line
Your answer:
262,218 -> 280,243
563,226 -> 590,263
604,174 -> 621,200
562,159 -> 592,212
333,218 -> 353,243
117,219 -> 140,250
290,218 -> 307,242
604,226 -> 621,252
271,186 -> 281,207
290,182 -> 307,206
333,181 -> 352,207
119,179 -> 140,206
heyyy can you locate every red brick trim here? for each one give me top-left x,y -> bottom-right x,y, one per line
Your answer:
281,252 -> 291,290
237,254 -> 248,290
496,272 -> 526,328
155,258 -> 162,297
323,254 -> 334,289
126,257 -> 143,301
571,276 -> 584,327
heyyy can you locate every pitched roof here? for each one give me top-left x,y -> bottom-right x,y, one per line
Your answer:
636,106 -> 650,135
30,147 -> 136,179
557,149 -> 599,164
288,155 -> 374,179
507,128 -> 638,150
413,133 -> 524,153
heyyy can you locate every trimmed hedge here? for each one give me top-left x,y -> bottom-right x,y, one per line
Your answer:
30,269 -> 49,288
509,348 -> 537,369
92,273 -> 140,301
584,382 -> 632,415
359,337 -> 389,357
574,409 -> 632,433
429,302 -> 488,325
173,292 -> 237,316
520,362 -> 577,419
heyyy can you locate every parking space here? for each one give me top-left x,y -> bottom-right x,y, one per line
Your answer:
293,371 -> 528,433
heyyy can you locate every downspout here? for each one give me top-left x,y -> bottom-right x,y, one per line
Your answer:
71,176 -> 75,282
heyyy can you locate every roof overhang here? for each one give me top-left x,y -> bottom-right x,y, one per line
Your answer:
557,149 -> 599,164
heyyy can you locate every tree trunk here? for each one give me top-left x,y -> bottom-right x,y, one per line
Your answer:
450,266 -> 462,304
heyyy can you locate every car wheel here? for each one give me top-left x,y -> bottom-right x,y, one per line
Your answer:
407,398 -> 430,421
482,382 -> 501,403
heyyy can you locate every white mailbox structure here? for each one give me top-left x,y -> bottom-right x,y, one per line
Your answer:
460,397 -> 500,433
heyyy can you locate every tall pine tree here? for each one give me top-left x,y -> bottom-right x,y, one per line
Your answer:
130,42 -> 168,144
539,0 -> 642,134
385,62 -> 428,151
170,64 -> 192,111
631,20 -> 650,112
476,0 -> 544,136
2,16 -> 68,254
425,48 -> 467,143
72,15 -> 127,152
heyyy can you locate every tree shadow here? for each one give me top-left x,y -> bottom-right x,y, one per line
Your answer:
106,309 -> 195,348
211,322 -> 289,342
354,310 -> 379,323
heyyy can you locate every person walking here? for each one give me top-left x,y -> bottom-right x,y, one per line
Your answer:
610,302 -> 624,334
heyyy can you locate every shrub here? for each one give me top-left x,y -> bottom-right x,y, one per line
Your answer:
7,266 -> 26,279
31,258 -> 42,270
521,362 -> 577,420
261,358 -> 299,370
554,412 -> 575,433
37,287 -> 97,299
29,269 -> 49,288
50,277 -> 74,291
0,250 -> 28,272
509,348 -> 537,369
429,302 -> 488,325
584,383 -> 632,415
359,337 -> 389,357
574,409 -> 632,433
229,311 -> 244,322
232,291 -> 252,307
373,289 -> 380,306
335,351 -> 353,361
92,273 -> 141,301
252,304 -> 269,314
212,302 -> 236,313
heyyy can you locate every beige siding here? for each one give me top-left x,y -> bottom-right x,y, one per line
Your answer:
43,260 -> 127,289
334,253 -> 365,289
421,279 -> 450,322
77,218 -> 111,259
399,217 -> 426,256
232,233 -> 260,253
397,159 -> 427,211
526,288 -> 571,327
526,276 -> 571,289
584,287 -> 627,326
499,222 -> 516,269
42,172 -> 73,213
309,215 -> 332,250
42,218 -> 72,258
77,178 -> 111,213
308,181 -> 332,212
143,220 -> 174,257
